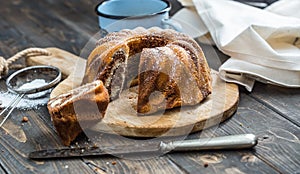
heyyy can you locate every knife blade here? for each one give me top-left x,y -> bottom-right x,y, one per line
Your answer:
29,134 -> 257,159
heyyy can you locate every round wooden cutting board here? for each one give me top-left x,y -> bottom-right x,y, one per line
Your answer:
27,48 -> 239,138
90,70 -> 239,137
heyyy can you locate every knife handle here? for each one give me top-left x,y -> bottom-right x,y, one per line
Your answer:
160,134 -> 257,152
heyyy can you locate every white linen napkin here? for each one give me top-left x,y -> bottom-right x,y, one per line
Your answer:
173,0 -> 300,91
265,0 -> 300,18
171,7 -> 208,38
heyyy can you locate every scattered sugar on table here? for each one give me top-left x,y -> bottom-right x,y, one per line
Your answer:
0,79 -> 50,110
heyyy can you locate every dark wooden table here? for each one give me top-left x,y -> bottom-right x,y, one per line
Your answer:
0,0 -> 299,173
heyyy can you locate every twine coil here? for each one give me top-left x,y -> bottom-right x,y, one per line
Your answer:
0,48 -> 51,79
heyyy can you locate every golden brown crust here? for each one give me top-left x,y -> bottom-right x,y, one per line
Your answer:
171,39 -> 212,98
84,27 -> 212,114
138,46 -> 204,114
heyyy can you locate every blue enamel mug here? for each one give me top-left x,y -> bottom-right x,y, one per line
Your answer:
95,0 -> 182,32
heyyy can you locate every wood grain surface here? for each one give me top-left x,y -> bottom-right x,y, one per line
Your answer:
0,0 -> 299,174
250,83 -> 300,126
219,93 -> 300,173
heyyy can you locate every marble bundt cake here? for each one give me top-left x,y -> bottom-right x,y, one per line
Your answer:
83,27 -> 212,114
48,80 -> 109,146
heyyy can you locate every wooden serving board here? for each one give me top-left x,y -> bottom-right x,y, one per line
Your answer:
92,71 -> 239,137
27,47 -> 239,137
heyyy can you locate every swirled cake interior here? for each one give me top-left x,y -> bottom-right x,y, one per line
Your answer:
83,27 -> 212,114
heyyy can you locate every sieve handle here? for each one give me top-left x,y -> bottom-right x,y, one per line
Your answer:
0,93 -> 25,127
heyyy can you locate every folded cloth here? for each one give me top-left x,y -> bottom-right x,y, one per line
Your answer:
176,0 -> 194,7
171,7 -> 208,38
265,0 -> 300,18
175,0 -> 300,91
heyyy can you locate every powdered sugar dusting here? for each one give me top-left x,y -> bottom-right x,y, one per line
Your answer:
1,79 -> 50,110
0,91 -> 50,110
17,79 -> 47,91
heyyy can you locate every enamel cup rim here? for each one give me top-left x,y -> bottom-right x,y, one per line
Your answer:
95,0 -> 172,19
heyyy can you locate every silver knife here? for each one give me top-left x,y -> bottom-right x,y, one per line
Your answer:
29,134 -> 257,159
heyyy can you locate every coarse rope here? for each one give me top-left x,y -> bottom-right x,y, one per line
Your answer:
0,48 -> 51,79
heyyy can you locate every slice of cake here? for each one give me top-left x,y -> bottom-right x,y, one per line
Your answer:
47,80 -> 109,146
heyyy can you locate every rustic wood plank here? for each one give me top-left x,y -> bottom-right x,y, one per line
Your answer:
0,4 -> 53,47
0,0 -> 183,57
167,127 -> 278,174
79,126 -> 276,174
0,108 -> 94,174
218,93 -> 300,173
167,87 -> 300,174
250,83 -> 300,126
83,156 -> 185,174
33,0 -> 99,38
23,1 -> 101,59
70,130 -> 189,174
0,165 -> 6,174
0,1 -> 91,55
41,0 -> 99,30
168,150 -> 278,174
0,19 -> 34,56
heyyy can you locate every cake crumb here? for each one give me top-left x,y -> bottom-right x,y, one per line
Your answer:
204,163 -> 209,168
22,116 -> 29,122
